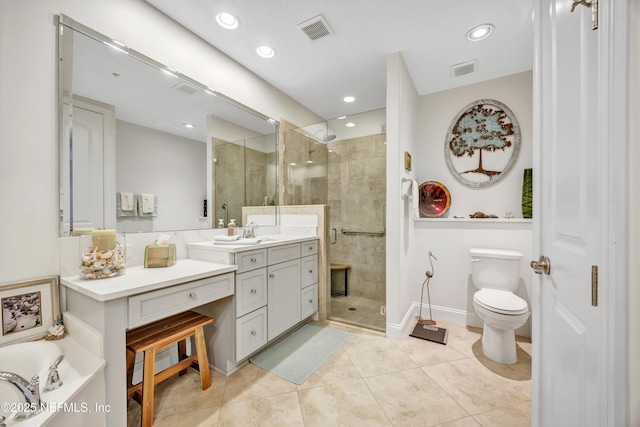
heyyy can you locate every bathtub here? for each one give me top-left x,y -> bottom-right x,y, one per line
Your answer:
0,338 -> 106,426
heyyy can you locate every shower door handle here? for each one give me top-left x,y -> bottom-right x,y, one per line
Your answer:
330,228 -> 337,244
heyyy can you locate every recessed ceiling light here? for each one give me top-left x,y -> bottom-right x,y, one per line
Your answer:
337,116 -> 347,119
182,123 -> 196,129
290,162 -> 297,166
343,96 -> 355,103
466,24 -> 494,41
216,12 -> 239,29
257,45 -> 275,58
345,122 -> 356,128
306,160 -> 314,164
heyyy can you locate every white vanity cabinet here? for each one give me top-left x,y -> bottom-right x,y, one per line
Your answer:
233,249 -> 269,360
300,240 -> 319,319
267,257 -> 301,340
233,240 -> 318,360
187,237 -> 319,367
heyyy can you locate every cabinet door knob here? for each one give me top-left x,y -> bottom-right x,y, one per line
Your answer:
250,257 -> 257,263
251,330 -> 257,336
269,273 -> 275,278
308,246 -> 313,251
308,269 -> 313,274
189,292 -> 197,299
309,299 -> 313,304
250,288 -> 257,294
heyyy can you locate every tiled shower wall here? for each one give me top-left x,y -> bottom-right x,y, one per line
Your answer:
213,138 -> 275,226
282,129 -> 329,205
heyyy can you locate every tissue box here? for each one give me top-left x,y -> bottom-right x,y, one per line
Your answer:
144,243 -> 176,268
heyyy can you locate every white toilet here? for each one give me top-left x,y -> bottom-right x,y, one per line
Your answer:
470,248 -> 529,364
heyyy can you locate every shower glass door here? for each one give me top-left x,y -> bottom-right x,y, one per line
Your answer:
284,109 -> 387,331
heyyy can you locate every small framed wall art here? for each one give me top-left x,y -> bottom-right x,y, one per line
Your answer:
445,99 -> 521,188
1,276 -> 60,345
404,151 -> 412,171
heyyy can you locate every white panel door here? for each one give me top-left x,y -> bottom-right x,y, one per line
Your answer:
72,105 -> 105,231
534,1 -> 607,425
61,97 -> 114,233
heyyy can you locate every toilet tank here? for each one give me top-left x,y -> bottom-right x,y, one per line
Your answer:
470,248 -> 522,291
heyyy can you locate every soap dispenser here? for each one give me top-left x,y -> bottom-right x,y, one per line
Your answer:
227,219 -> 237,236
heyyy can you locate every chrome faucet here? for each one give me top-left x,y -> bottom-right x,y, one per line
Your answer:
0,372 -> 42,420
242,221 -> 259,239
43,355 -> 64,392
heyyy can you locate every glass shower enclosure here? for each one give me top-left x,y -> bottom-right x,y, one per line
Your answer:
283,109 -> 387,331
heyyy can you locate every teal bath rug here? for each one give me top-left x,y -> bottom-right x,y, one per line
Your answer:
250,323 -> 351,385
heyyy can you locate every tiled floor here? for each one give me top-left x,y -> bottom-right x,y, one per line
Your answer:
127,319 -> 531,426
329,295 -> 386,331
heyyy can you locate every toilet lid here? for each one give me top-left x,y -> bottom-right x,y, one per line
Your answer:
474,289 -> 528,315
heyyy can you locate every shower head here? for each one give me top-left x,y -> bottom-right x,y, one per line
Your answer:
323,134 -> 336,142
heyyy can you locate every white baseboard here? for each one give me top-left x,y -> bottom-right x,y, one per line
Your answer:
386,302 -> 531,340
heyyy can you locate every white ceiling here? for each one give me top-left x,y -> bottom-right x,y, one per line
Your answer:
144,0 -> 533,120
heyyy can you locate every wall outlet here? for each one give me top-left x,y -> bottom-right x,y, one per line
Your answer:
380,305 -> 386,316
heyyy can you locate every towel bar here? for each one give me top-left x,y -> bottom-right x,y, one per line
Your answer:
340,228 -> 385,236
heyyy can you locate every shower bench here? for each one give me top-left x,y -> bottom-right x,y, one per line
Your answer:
330,263 -> 351,297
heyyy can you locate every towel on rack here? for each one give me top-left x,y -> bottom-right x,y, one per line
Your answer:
117,192 -> 137,217
120,192 -> 134,211
411,179 -> 420,219
137,194 -> 158,217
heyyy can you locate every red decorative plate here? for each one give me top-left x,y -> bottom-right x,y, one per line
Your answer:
418,181 -> 451,218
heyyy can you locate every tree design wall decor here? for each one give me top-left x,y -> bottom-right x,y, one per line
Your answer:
444,99 -> 521,188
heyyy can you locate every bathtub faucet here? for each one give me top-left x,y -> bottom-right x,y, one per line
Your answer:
0,372 -> 42,420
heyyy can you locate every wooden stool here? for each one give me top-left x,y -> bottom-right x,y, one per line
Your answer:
330,263 -> 351,297
126,310 -> 214,427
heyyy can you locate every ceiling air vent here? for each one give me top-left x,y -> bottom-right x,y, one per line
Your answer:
450,59 -> 478,77
172,81 -> 199,95
297,14 -> 334,41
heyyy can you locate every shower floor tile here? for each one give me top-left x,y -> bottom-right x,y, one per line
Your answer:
329,294 -> 386,331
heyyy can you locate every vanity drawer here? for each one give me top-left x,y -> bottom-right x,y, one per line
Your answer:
235,306 -> 267,361
301,254 -> 318,289
301,283 -> 318,319
236,249 -> 267,274
235,269 -> 268,317
128,272 -> 234,329
268,243 -> 301,265
301,240 -> 318,256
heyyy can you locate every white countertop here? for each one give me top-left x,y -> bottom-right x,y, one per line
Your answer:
61,259 -> 237,301
187,235 -> 319,253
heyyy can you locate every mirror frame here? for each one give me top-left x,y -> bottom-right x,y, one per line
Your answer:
57,14 -> 279,236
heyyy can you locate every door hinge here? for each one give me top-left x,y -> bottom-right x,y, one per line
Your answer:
591,265 -> 598,306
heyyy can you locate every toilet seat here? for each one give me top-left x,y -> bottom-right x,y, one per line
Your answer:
473,289 -> 528,315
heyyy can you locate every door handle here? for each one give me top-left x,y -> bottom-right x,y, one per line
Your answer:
530,256 -> 551,275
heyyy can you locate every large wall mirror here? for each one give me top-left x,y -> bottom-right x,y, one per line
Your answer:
57,15 -> 278,236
